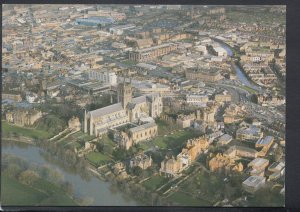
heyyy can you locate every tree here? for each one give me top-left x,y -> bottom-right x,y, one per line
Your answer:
132,166 -> 143,176
18,170 -> 40,185
250,94 -> 258,104
47,168 -> 64,184
112,148 -> 127,161
4,164 -> 22,179
244,117 -> 253,124
61,181 -> 74,196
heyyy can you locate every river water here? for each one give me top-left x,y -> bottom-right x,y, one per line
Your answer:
2,142 -> 137,206
216,40 -> 261,91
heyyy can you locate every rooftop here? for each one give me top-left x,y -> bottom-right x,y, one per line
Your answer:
242,175 -> 266,187
248,158 -> 269,168
90,103 -> 124,118
268,161 -> 285,172
256,136 -> 274,146
219,134 -> 233,142
129,122 -> 157,133
134,43 -> 176,53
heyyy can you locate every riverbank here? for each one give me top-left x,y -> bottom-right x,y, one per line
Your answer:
2,136 -> 35,145
1,153 -> 78,206
212,38 -> 262,92
2,120 -> 51,140
2,140 -> 138,206
234,60 -> 261,90
2,173 -> 78,206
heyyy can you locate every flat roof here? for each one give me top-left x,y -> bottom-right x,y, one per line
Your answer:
129,122 -> 157,133
268,161 -> 285,172
256,136 -> 274,146
134,43 -> 176,53
249,158 -> 269,167
219,134 -> 232,142
237,126 -> 260,136
225,145 -> 258,155
243,175 -> 266,187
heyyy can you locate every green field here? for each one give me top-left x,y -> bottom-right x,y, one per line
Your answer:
151,130 -> 198,153
2,121 -> 51,140
139,141 -> 151,150
240,85 -> 257,94
122,60 -> 137,66
168,191 -> 211,206
85,152 -> 112,167
1,174 -> 47,205
33,179 -> 77,206
142,176 -> 168,191
1,174 -> 77,206
156,119 -> 174,135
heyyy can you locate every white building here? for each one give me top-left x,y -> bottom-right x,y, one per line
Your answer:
214,47 -> 228,57
89,69 -> 117,85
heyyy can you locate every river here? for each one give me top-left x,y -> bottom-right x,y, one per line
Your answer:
214,39 -> 261,91
2,141 -> 137,206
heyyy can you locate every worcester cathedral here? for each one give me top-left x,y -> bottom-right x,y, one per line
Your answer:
84,78 -> 163,138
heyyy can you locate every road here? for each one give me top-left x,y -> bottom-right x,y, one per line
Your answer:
206,81 -> 250,104
102,55 -> 130,69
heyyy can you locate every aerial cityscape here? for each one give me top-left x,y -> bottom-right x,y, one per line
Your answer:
1,4 -> 285,207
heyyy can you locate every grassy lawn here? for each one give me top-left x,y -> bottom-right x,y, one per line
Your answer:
168,191 -> 211,206
139,141 -> 152,151
2,121 -> 51,140
152,136 -> 168,149
85,152 -> 112,167
138,120 -> 198,153
1,174 -> 48,206
240,85 -> 257,94
1,174 -> 77,206
33,179 -> 77,206
142,175 -> 168,191
151,130 -> 198,154
156,119 -> 174,135
122,60 -> 137,66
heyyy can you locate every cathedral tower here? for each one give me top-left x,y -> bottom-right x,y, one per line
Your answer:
117,78 -> 132,109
